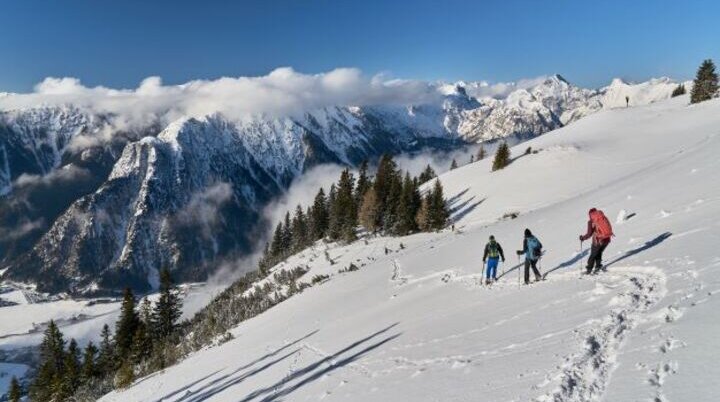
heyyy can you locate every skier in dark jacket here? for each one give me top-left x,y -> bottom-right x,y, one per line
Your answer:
516,228 -> 543,284
580,208 -> 613,274
482,235 -> 505,284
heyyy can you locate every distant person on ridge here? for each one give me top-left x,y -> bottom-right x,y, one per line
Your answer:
625,95 -> 630,107
482,235 -> 505,284
516,229 -> 543,284
579,208 -> 614,274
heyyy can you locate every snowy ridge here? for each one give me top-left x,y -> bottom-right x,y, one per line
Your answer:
99,95 -> 720,401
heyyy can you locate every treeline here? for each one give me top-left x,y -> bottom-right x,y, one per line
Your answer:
260,155 -> 449,271
27,269 -> 182,401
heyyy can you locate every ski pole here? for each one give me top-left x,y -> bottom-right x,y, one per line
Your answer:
517,254 -> 522,285
579,240 -> 584,276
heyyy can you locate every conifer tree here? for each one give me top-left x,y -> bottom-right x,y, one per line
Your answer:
691,59 -> 718,104
115,288 -> 139,357
131,320 -> 152,364
59,338 -> 81,398
415,196 -> 431,231
418,165 -> 436,184
81,341 -> 99,380
29,320 -> 65,401
477,145 -> 486,161
97,324 -> 115,375
671,83 -> 686,97
492,142 -> 511,171
335,169 -> 357,242
326,184 -> 340,239
427,180 -> 449,230
152,268 -> 182,339
395,173 -> 419,235
354,160 -> 371,205
291,205 -> 309,250
383,171 -> 403,232
269,221 -> 284,257
114,361 -> 134,388
309,188 -> 329,240
281,212 -> 293,251
358,187 -> 380,233
470,154 -> 475,163
374,154 -> 398,220
8,376 -> 21,402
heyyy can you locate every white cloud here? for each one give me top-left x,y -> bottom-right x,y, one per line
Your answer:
0,68 -> 442,129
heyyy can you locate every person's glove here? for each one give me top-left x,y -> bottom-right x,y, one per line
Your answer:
482,259 -> 486,264
502,258 -> 506,262
579,235 -> 583,241
516,250 -> 523,255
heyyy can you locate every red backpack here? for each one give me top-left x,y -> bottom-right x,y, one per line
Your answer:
590,210 -> 613,241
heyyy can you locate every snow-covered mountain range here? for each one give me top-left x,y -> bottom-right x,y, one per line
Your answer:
0,75 -> 685,294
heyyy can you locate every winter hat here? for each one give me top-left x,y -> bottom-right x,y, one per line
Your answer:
524,228 -> 532,237
589,207 -> 597,215
489,235 -> 495,241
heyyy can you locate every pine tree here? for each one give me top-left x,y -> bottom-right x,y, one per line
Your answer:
309,188 -> 329,240
281,212 -> 293,251
8,376 -> 21,402
450,159 -> 458,170
114,360 -> 134,388
428,180 -> 449,230
492,142 -> 511,171
81,341 -> 99,380
358,187 -> 380,233
383,171 -> 403,232
59,338 -> 81,398
418,165 -> 436,185
415,196 -> 431,231
335,169 -> 357,242
691,59 -> 719,104
374,154 -> 398,221
326,184 -> 340,240
354,160 -> 371,205
269,221 -> 284,258
115,288 -> 139,357
29,320 -> 65,401
671,83 -> 686,97
152,268 -> 182,339
291,205 -> 309,251
395,173 -> 419,235
477,145 -> 486,161
139,297 -> 153,325
131,320 -> 152,364
97,324 -> 115,376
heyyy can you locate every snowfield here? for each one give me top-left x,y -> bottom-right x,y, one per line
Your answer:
98,95 -> 719,401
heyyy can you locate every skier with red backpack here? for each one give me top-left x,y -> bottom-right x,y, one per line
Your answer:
580,208 -> 613,274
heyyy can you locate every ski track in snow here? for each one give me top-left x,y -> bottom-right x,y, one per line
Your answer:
536,267 -> 666,402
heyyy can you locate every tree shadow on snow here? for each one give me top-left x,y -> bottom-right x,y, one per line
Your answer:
450,197 -> 486,224
152,329 -> 319,402
446,188 -> 470,206
605,232 -> 672,268
542,249 -> 590,279
237,323 -> 402,402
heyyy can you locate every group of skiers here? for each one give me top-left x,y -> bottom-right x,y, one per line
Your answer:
481,208 -> 614,285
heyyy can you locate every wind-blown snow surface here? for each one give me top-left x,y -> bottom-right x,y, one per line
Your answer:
97,95 -> 718,401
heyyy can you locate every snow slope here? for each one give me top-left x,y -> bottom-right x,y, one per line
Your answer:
94,95 -> 719,401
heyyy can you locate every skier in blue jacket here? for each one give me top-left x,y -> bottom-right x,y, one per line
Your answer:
516,228 -> 543,284
482,235 -> 505,284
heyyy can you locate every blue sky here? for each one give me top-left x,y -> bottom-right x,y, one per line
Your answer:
1,0 -> 718,92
